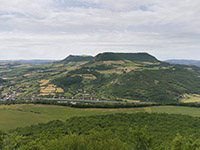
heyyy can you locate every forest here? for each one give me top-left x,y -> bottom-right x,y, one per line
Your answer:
1,113 -> 200,149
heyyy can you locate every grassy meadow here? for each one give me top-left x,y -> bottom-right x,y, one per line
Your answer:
151,105 -> 200,117
1,104 -> 200,131
180,94 -> 200,103
0,104 -> 146,130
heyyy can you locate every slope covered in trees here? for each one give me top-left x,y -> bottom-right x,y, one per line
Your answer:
52,53 -> 200,102
2,113 -> 200,149
95,52 -> 159,62
59,55 -> 94,64
1,52 -> 200,103
102,67 -> 200,102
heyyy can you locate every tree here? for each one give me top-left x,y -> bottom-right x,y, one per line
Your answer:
129,126 -> 155,150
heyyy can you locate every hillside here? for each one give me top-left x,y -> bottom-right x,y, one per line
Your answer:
0,58 -> 90,100
166,59 -> 200,67
3,112 -> 200,149
1,52 -> 200,103
59,55 -> 94,64
95,52 -> 159,62
52,53 -> 200,102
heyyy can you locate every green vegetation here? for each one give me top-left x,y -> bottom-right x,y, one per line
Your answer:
95,52 -> 159,62
59,55 -> 94,64
1,53 -> 200,149
2,113 -> 200,149
151,106 -> 200,117
2,103 -> 200,130
1,52 -> 200,102
180,94 -> 200,103
103,68 -> 200,102
52,63 -> 200,102
0,104 -> 146,130
1,103 -> 200,149
0,59 -> 89,99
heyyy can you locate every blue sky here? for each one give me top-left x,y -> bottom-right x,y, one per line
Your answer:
0,0 -> 200,60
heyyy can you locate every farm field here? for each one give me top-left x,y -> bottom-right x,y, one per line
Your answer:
180,94 -> 200,103
2,104 -> 200,131
151,106 -> 200,117
0,104 -> 145,130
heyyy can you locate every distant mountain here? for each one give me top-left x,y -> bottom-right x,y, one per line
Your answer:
59,55 -> 94,64
0,60 -> 55,64
95,52 -> 159,62
2,52 -> 200,103
166,60 -> 200,67
52,52 -> 200,102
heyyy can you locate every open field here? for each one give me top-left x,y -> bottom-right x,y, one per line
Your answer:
151,106 -> 200,117
122,99 -> 140,103
2,104 -> 200,131
97,69 -> 123,75
0,104 -> 145,130
180,94 -> 200,103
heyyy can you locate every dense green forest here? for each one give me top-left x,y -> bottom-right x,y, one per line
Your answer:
95,52 -> 159,62
59,55 -> 94,64
1,113 -> 200,149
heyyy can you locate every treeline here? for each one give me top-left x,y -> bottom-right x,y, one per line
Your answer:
0,99 -> 159,108
95,52 -> 159,62
2,113 -> 200,149
3,99 -> 200,109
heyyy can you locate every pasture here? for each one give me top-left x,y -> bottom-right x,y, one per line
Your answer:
180,94 -> 200,103
1,104 -> 200,131
151,106 -> 200,117
0,104 -> 145,130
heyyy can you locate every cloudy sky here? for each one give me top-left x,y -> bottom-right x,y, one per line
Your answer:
0,0 -> 200,60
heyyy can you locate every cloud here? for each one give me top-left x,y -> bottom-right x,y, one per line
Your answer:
0,0 -> 200,60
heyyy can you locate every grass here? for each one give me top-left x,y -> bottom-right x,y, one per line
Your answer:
2,104 -> 200,131
39,80 -> 50,86
180,94 -> 200,103
0,104 -> 145,130
97,69 -> 123,75
102,60 -> 125,65
56,88 -> 64,93
151,106 -> 200,117
122,99 -> 140,103
40,84 -> 64,95
72,74 -> 97,80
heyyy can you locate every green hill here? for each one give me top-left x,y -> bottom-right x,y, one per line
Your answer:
59,55 -> 94,64
101,68 -> 200,102
95,52 -> 159,62
52,53 -> 200,102
1,52 -> 200,103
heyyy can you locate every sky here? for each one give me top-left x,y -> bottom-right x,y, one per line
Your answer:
0,0 -> 200,60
